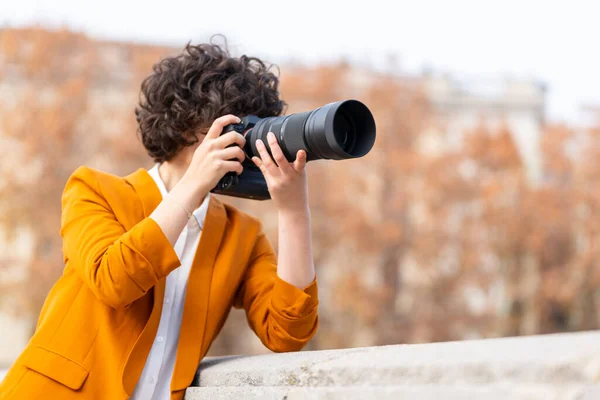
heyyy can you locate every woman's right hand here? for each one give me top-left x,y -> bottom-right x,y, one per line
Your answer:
150,115 -> 247,245
181,114 -> 247,200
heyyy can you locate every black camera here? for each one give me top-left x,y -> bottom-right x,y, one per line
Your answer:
210,99 -> 376,200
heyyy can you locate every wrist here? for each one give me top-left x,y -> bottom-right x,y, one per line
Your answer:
278,206 -> 311,221
170,176 -> 207,211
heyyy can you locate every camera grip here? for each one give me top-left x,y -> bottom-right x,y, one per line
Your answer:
211,115 -> 269,199
213,121 -> 245,191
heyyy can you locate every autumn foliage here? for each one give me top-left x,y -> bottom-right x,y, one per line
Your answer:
0,28 -> 598,358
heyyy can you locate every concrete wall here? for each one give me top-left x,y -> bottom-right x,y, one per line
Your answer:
186,331 -> 600,400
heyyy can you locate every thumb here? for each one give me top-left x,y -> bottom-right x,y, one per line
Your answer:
293,150 -> 307,172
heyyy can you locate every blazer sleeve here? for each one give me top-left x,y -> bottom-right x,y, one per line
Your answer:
234,225 -> 319,352
60,167 -> 180,309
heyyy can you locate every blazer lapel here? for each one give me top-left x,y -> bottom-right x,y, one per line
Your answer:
121,168 -> 168,396
171,195 -> 227,392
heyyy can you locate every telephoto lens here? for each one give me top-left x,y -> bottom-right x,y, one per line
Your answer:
242,99 -> 376,162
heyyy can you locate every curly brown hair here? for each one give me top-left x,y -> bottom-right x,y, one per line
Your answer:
135,40 -> 286,163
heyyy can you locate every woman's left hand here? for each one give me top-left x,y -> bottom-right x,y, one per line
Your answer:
252,132 -> 309,215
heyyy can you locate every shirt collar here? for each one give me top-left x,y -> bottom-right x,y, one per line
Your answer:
147,164 -> 210,229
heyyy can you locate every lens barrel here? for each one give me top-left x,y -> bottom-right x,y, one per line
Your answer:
243,100 -> 376,162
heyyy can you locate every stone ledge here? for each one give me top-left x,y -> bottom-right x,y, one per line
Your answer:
186,331 -> 600,400
186,385 -> 600,400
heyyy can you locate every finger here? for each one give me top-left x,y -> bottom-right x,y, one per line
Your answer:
252,156 -> 267,175
267,132 -> 293,174
205,115 -> 241,139
220,160 -> 244,175
213,131 -> 246,149
255,139 -> 279,176
293,150 -> 307,173
217,146 -> 246,163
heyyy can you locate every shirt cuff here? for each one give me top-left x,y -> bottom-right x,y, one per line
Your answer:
271,275 -> 319,318
123,217 -> 181,283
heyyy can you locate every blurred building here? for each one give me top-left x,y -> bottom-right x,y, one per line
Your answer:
316,67 -> 547,185
419,73 -> 546,185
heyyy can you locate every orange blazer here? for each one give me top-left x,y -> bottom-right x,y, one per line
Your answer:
0,166 -> 319,400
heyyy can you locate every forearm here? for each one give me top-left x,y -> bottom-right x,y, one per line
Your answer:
61,168 -> 183,308
276,208 -> 315,289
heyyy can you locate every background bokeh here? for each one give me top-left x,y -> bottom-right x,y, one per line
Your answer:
1,0 -> 599,370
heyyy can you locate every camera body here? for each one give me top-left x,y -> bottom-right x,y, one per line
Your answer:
210,115 -> 271,200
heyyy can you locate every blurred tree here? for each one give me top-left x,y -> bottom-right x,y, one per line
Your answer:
0,28 -> 151,326
1,27 -> 599,357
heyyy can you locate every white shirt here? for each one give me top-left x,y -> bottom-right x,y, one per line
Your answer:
131,164 -> 210,400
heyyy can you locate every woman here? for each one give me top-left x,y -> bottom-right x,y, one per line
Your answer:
0,42 -> 318,400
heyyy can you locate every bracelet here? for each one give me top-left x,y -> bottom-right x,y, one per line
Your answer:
167,193 -> 193,219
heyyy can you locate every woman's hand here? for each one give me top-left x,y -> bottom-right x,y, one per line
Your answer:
252,132 -> 315,289
180,114 -> 247,202
151,114 -> 246,244
252,132 -> 309,215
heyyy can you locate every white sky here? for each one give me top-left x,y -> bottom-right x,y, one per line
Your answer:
1,0 -> 599,124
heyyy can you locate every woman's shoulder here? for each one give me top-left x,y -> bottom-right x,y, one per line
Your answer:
67,165 -> 130,182
63,166 -> 147,207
